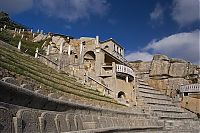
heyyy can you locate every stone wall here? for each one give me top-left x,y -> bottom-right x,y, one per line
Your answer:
130,54 -> 200,97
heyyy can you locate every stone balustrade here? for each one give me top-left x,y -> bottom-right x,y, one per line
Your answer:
180,84 -> 200,93
116,64 -> 135,78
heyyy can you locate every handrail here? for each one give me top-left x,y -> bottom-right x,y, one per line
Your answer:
180,84 -> 200,93
116,64 -> 135,77
86,75 -> 113,92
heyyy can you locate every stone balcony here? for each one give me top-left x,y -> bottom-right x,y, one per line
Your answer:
116,64 -> 135,78
180,84 -> 200,93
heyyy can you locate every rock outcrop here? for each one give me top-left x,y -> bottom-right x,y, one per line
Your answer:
130,54 -> 200,97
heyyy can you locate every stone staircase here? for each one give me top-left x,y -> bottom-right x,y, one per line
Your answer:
136,79 -> 200,132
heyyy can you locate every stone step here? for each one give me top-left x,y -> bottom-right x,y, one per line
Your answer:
138,86 -> 165,95
138,92 -> 171,101
138,81 -> 149,86
140,98 -> 175,106
153,112 -> 196,119
149,105 -> 184,113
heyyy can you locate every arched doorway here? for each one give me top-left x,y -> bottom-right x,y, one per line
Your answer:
118,91 -> 126,99
83,51 -> 96,71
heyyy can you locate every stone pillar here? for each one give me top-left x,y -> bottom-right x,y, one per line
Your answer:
0,28 -> 3,31
18,29 -> 21,34
35,48 -> 39,58
22,29 -> 24,32
13,34 -> 16,38
47,45 -> 50,55
33,33 -> 35,38
30,29 -> 33,33
59,41 -> 64,54
40,30 -> 43,34
14,28 -> 17,32
68,45 -> 71,56
96,35 -> 99,45
80,42 -> 83,55
3,25 -> 6,29
18,41 -> 21,50
37,29 -> 39,33
21,34 -> 24,39
126,76 -> 129,83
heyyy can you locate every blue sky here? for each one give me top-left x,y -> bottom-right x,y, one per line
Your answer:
0,0 -> 199,64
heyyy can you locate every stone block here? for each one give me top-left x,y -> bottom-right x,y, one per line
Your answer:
21,84 -> 34,91
39,112 -> 58,133
169,60 -> 188,77
16,109 -> 40,133
0,107 -> 12,133
92,116 -> 101,128
55,114 -> 70,132
2,77 -> 19,86
150,60 -> 170,78
75,115 -> 84,130
67,113 -> 77,131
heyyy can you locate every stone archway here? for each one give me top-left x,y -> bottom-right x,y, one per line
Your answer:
117,91 -> 126,99
83,51 -> 96,71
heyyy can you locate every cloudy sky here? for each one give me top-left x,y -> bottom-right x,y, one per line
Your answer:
0,0 -> 199,64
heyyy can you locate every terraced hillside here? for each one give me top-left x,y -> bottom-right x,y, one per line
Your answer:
0,40 -> 126,109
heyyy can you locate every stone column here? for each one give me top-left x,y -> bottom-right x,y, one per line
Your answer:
18,41 -> 21,50
21,34 -> 24,39
3,25 -> 6,29
68,45 -> 71,56
22,29 -> 24,32
59,41 -> 64,54
18,29 -> 21,34
14,28 -> 17,33
0,28 -> 3,31
126,76 -> 129,83
96,35 -> 99,45
33,33 -> 35,38
30,29 -> 33,33
47,45 -> 50,55
80,42 -> 83,55
37,29 -> 40,33
35,48 -> 39,58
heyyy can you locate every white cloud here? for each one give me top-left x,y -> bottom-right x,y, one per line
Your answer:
125,52 -> 153,62
36,0 -> 110,22
150,3 -> 164,23
145,30 -> 200,64
172,0 -> 200,27
0,0 -> 33,14
126,30 -> 200,64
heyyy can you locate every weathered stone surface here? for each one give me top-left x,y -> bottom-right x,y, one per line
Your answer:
40,112 -> 58,133
16,109 -> 40,133
67,113 -> 77,131
0,107 -> 12,133
75,115 -> 84,130
55,114 -> 70,132
2,77 -> 19,86
149,54 -> 170,78
169,59 -> 188,77
168,78 -> 189,97
33,34 -> 47,42
21,84 -> 34,91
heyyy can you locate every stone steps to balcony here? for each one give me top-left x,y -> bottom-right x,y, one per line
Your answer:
140,97 -> 175,106
138,85 -> 165,95
138,92 -> 171,101
149,105 -> 184,113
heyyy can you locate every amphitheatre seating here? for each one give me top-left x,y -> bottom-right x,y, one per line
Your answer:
0,107 -> 12,133
0,77 -> 165,132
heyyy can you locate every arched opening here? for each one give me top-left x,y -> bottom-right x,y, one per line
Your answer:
118,91 -> 126,99
83,51 -> 96,71
84,51 -> 95,61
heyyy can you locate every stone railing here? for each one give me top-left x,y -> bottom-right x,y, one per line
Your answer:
180,84 -> 200,93
116,64 -> 135,77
